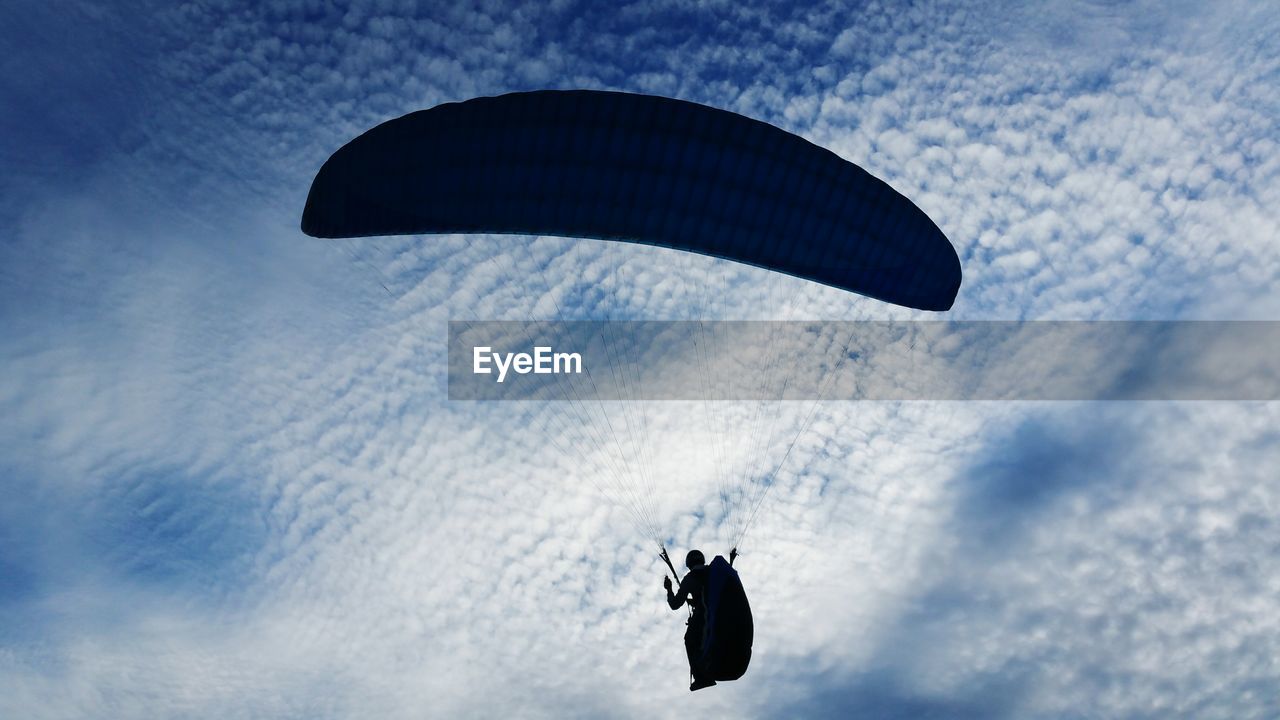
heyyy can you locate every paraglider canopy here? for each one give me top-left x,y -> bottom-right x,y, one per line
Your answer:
302,89 -> 961,311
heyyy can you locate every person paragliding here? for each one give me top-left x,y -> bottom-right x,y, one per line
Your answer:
662,547 -> 751,691
302,89 -> 960,690
664,549 -> 715,691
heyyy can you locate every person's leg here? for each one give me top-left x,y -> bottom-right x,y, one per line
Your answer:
685,621 -> 717,691
684,627 -> 698,681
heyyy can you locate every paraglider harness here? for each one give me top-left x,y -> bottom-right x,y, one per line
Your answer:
662,546 -> 750,685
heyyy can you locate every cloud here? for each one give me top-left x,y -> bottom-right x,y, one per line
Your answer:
2,0 -> 1279,717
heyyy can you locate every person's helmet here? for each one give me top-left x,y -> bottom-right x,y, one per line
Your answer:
685,550 -> 705,569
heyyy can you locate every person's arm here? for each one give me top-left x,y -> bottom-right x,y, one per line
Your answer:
665,574 -> 692,610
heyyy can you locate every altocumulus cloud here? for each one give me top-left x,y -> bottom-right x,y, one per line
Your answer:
1,0 -> 1279,717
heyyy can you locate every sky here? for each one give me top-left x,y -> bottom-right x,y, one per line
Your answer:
2,0 -> 1279,717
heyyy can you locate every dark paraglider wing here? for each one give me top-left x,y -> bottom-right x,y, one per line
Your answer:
302,89 -> 961,311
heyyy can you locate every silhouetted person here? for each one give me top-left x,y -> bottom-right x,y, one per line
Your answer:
665,549 -> 716,691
